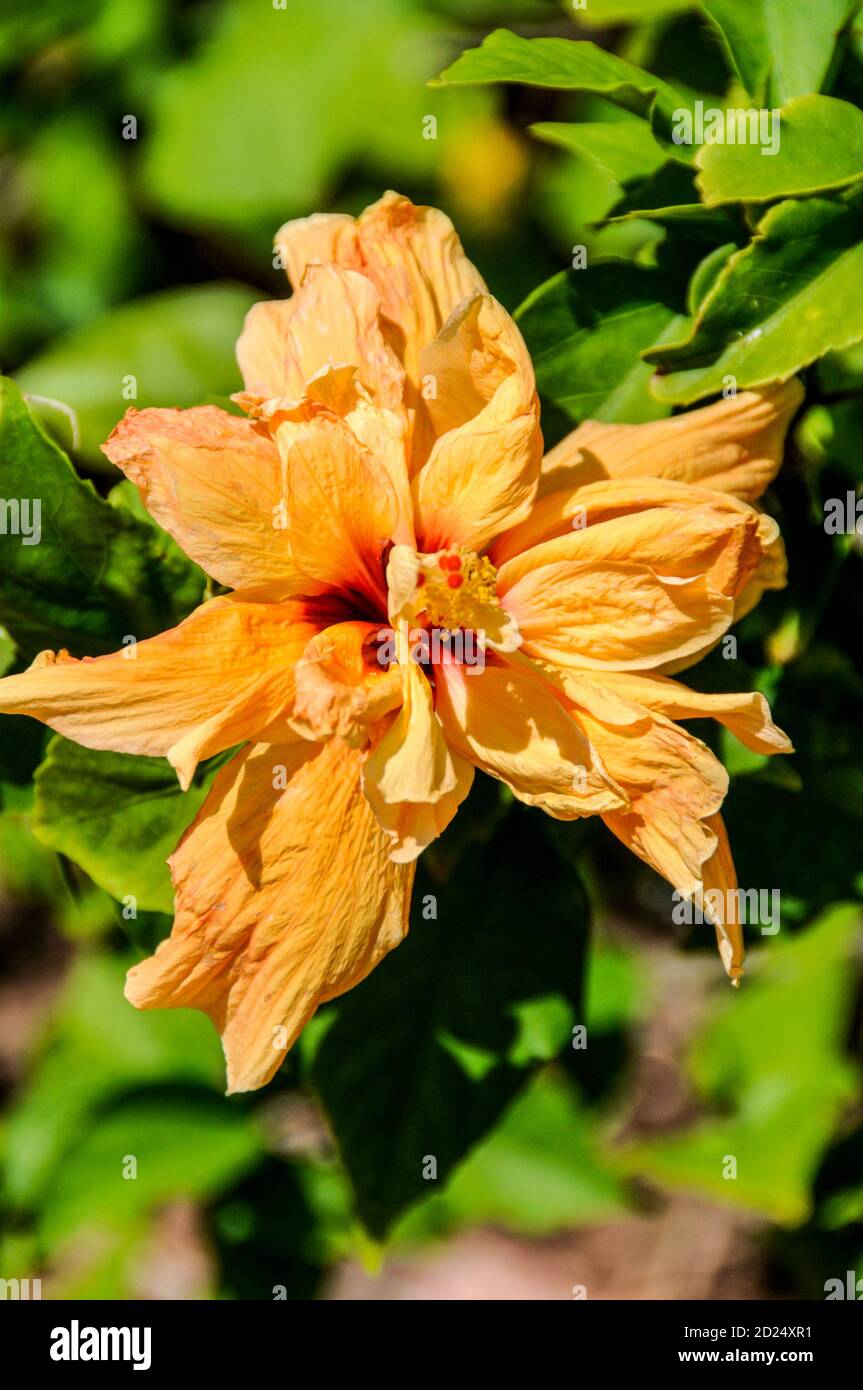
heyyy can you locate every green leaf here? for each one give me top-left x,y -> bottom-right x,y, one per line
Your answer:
530,119 -> 668,185
576,0 -> 696,22
108,479 -> 206,622
312,810 -> 590,1239
15,283 -> 259,470
32,738 -> 232,915
515,263 -> 686,443
797,398 -> 863,485
815,340 -> 863,393
646,193 -> 863,403
697,95 -> 863,206
686,242 -> 737,314
434,29 -> 691,142
394,1072 -> 629,1240
605,160 -> 730,232
141,0 -> 489,236
723,648 -> 863,919
22,113 -> 146,328
2,953 -> 230,1209
37,1088 -> 259,1248
622,906 -> 861,1224
701,0 -> 861,105
0,636 -> 45,813
0,377 -> 203,655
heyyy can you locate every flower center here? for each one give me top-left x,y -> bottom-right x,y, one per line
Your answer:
415,549 -> 500,632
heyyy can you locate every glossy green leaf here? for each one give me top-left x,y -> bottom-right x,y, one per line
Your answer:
32,738 -> 232,915
108,480 -> 206,621
312,810 -> 590,1238
0,379 -> 206,655
697,95 -> 863,206
686,242 -> 737,315
531,119 -> 668,184
434,29 -> 692,141
605,160 -> 729,232
15,283 -> 259,469
0,636 -> 45,813
646,194 -> 863,403
701,0 -> 860,105
515,263 -> 686,443
796,399 -> 863,484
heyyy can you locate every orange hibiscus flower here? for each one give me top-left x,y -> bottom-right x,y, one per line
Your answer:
0,193 -> 800,1092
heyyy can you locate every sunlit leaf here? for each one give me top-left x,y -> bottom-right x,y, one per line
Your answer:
646,193 -> 863,403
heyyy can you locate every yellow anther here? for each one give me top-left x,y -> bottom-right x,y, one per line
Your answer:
418,550 -> 500,630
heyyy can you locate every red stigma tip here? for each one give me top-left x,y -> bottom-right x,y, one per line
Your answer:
447,573 -> 463,589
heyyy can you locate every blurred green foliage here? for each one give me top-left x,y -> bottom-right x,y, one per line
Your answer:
0,0 -> 861,1300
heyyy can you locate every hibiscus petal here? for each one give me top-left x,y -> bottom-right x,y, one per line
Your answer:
500,559 -> 733,671
363,653 -> 459,809
289,621 -> 402,746
276,191 -> 486,388
496,496 -> 765,603
575,701 -> 729,898
274,211 -> 361,290
103,406 -> 312,593
275,412 -> 398,611
125,739 -> 414,1093
236,262 -> 404,411
492,476 -> 778,571
418,291 -> 537,432
412,295 -> 543,549
0,593 -> 326,786
697,813 -> 745,983
558,669 -> 793,756
540,381 -> 803,502
433,651 -> 627,818
364,741 -> 475,864
560,678 -> 748,977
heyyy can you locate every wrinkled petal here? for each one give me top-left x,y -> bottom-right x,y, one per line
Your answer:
274,211 -> 360,288
103,406 -> 313,593
577,701 -> 729,899
540,382 -> 803,503
126,739 -> 414,1093
434,651 -> 627,818
235,262 -> 404,413
412,294 -> 543,550
558,669 -> 793,756
290,621 -> 402,746
276,191 -> 486,389
275,413 -> 398,611
372,654 -> 457,806
493,477 -> 786,659
493,476 -> 776,569
343,398 -> 415,547
0,594 -> 326,788
697,813 -> 745,983
364,737 -> 475,864
362,649 -> 460,829
500,558 -> 733,672
497,491 -> 766,603
562,674 -> 756,978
